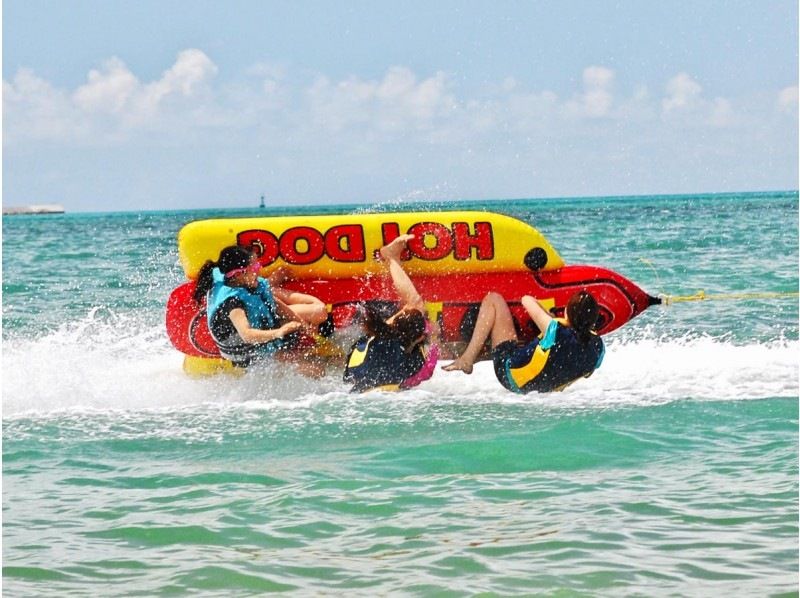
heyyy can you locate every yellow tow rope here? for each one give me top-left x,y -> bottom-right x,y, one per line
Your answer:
660,290 -> 800,305
638,259 -> 799,306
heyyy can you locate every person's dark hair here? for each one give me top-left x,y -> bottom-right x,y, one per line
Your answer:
364,304 -> 426,350
193,245 -> 254,304
566,290 -> 599,344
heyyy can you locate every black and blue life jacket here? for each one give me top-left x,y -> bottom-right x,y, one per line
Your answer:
343,335 -> 426,392
503,319 -> 605,393
206,268 -> 282,365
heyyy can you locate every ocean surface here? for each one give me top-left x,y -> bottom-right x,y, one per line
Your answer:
3,191 -> 798,596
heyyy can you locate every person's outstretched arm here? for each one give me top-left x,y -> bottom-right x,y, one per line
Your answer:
229,308 -> 302,344
521,295 -> 554,336
380,234 -> 424,312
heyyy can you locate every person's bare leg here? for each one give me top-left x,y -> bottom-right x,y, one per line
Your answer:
287,302 -> 328,326
441,292 -> 518,374
379,233 -> 413,261
270,268 -> 328,326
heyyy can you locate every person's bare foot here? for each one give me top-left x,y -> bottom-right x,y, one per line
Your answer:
441,359 -> 474,374
379,234 -> 414,261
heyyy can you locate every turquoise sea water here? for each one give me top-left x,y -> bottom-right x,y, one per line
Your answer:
3,192 -> 798,596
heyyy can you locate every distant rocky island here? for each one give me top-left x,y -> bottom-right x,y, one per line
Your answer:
3,204 -> 65,215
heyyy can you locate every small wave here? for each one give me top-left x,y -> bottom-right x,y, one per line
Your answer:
3,310 -> 798,418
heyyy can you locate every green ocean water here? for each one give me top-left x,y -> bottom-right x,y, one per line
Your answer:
3,192 -> 799,596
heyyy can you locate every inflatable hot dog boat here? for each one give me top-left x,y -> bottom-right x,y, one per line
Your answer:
166,211 -> 659,374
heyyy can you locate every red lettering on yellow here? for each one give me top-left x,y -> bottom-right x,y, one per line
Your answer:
407,222 -> 453,261
381,222 -> 401,245
325,225 -> 366,262
237,229 -> 280,266
280,226 -> 325,265
452,221 -> 494,260
238,219 -> 495,267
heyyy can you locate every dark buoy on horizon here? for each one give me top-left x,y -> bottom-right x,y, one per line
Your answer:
259,194 -> 266,209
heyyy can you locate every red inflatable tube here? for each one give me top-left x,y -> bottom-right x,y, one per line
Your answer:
166,264 -> 659,358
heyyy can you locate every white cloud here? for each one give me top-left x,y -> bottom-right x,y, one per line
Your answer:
564,66 -> 615,118
505,90 -> 560,130
2,50 -> 788,189
4,50 -> 796,210
240,61 -> 290,108
245,62 -> 287,80
613,84 -> 656,122
502,77 -> 518,93
660,72 -> 742,128
306,66 -> 456,134
134,49 -> 218,121
709,98 -> 735,127
3,68 -> 81,139
778,86 -> 798,115
73,57 -> 138,114
5,49 -> 219,142
662,72 -> 702,112
151,49 -> 217,98
584,65 -> 615,89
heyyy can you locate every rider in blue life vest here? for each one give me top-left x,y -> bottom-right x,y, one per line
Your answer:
343,234 -> 440,393
442,290 -> 605,393
193,245 -> 328,372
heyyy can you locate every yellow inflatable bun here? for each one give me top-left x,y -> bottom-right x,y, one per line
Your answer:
178,211 -> 563,280
183,355 -> 243,377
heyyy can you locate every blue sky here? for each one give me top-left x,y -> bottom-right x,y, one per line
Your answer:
3,1 -> 798,211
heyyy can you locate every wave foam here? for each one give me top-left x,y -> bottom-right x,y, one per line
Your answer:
3,314 -> 798,417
